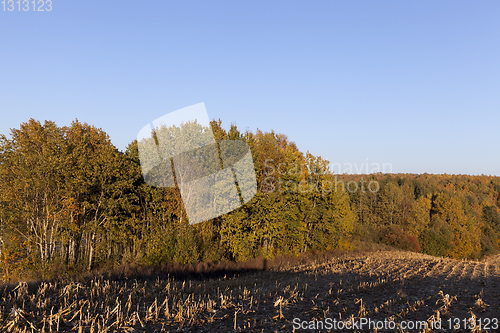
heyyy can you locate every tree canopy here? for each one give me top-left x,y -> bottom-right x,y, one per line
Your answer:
0,118 -> 499,280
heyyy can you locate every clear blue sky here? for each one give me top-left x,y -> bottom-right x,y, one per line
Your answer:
1,1 -> 499,176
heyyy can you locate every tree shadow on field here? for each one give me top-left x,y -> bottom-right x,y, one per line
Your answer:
87,249 -> 351,282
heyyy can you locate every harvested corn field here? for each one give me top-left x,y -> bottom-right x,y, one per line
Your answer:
1,250 -> 499,332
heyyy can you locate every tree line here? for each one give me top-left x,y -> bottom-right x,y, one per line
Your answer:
0,118 -> 499,279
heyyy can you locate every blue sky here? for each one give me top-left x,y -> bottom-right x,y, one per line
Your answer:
1,1 -> 499,175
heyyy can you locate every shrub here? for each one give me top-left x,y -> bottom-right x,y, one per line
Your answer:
419,226 -> 453,257
379,225 -> 421,253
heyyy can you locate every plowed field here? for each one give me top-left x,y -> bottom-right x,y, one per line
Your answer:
1,251 -> 499,332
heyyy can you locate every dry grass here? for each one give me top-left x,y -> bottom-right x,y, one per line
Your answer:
1,250 -> 500,332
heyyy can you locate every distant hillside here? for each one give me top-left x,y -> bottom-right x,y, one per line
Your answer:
338,173 -> 500,259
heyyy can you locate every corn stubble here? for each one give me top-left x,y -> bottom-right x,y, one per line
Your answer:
1,250 -> 499,332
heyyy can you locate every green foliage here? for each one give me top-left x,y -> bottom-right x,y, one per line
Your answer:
419,216 -> 454,257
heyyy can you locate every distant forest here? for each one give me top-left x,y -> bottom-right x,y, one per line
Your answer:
1,119 -> 499,279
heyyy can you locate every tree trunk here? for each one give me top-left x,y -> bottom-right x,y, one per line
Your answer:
88,232 -> 95,271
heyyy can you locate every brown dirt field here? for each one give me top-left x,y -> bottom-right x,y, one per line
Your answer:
1,250 -> 499,332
